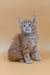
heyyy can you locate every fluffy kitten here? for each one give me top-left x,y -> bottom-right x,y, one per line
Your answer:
8,16 -> 41,64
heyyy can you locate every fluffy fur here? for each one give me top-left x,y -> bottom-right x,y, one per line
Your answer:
8,16 -> 41,64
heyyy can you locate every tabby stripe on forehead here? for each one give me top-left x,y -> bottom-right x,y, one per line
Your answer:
21,20 -> 34,25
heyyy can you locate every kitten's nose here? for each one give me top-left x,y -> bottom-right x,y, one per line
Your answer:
26,27 -> 28,30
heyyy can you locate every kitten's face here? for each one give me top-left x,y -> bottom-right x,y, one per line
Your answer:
18,16 -> 36,34
22,22 -> 32,33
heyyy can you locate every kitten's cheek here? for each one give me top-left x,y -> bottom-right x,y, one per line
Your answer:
29,29 -> 31,32
23,28 -> 26,31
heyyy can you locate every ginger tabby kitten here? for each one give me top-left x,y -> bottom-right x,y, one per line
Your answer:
8,16 -> 41,64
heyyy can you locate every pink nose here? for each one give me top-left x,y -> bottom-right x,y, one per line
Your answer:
26,27 -> 28,30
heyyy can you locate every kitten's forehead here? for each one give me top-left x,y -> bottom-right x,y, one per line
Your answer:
21,20 -> 33,25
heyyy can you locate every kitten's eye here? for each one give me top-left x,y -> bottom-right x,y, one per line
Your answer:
28,24 -> 32,27
23,25 -> 26,27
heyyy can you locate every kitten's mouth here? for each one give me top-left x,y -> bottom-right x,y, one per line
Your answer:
26,29 -> 30,31
25,29 -> 31,33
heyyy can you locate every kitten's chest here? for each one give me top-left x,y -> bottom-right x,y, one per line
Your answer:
22,34 -> 37,49
28,35 -> 37,46
30,39 -> 36,46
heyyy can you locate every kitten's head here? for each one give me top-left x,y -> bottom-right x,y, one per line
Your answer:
18,16 -> 37,34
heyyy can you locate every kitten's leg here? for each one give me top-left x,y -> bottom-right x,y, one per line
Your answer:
32,47 -> 42,61
24,53 -> 32,64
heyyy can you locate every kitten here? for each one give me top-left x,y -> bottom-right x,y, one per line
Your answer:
8,16 -> 41,64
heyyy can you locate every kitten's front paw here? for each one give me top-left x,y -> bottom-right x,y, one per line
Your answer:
35,56 -> 42,61
26,60 -> 33,64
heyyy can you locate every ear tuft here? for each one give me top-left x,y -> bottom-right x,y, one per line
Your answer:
31,16 -> 36,25
18,18 -> 23,25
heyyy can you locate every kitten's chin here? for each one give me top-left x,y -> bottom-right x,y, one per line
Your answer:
24,31 -> 31,34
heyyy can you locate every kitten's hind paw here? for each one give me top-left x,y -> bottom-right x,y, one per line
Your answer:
19,60 -> 24,63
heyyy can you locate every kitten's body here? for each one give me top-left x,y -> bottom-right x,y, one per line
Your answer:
8,17 -> 41,64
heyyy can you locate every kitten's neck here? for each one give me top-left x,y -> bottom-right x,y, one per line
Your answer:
21,32 -> 37,39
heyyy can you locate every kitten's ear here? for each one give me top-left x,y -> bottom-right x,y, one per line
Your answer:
31,16 -> 36,25
18,18 -> 23,25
